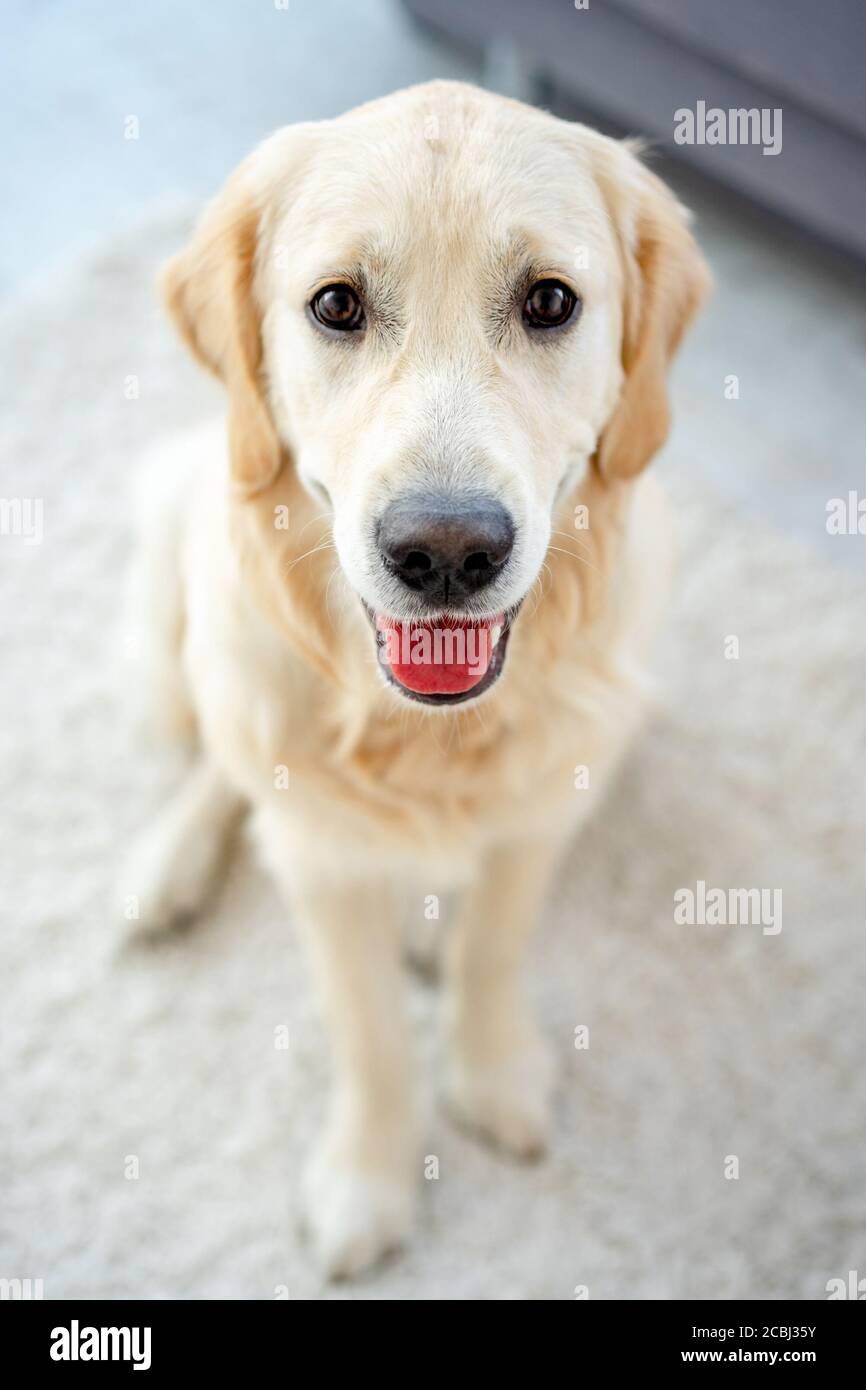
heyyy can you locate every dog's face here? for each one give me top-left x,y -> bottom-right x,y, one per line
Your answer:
163,83 -> 708,705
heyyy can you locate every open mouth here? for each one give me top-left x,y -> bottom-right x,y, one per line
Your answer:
362,604 -> 517,705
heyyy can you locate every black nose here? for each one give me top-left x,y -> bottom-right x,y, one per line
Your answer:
377,493 -> 515,602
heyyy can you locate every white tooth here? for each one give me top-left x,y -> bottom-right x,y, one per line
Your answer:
491,624 -> 502,648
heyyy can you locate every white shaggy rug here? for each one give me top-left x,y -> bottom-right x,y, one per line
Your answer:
1,207 -> 864,1301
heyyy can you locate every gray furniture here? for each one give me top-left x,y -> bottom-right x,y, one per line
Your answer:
404,0 -> 866,262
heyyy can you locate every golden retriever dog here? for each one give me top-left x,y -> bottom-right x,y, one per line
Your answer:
121,80 -> 709,1277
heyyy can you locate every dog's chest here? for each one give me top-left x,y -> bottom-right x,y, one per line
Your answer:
338,684 -> 591,847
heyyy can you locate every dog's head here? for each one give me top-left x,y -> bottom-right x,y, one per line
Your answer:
162,82 -> 709,706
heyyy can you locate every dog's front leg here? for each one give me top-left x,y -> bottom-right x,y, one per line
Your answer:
444,837 -> 562,1160
260,821 -> 418,1278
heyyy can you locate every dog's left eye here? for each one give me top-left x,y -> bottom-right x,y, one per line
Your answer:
522,279 -> 580,330
310,283 -> 366,332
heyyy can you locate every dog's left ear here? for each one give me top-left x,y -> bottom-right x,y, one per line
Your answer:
594,147 -> 711,481
160,160 -> 282,497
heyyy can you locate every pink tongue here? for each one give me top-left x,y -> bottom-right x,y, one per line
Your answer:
376,613 -> 501,694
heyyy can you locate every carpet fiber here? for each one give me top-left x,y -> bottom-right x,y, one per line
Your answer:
1,207 -> 864,1300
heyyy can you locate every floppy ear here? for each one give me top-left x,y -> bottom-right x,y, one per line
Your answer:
595,153 -> 711,481
160,163 -> 282,497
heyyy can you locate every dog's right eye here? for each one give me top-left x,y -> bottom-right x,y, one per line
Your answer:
310,284 -> 366,332
522,279 -> 580,330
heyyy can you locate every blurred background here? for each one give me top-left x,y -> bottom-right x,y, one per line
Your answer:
2,1 -> 865,1301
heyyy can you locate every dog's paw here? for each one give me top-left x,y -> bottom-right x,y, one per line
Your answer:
301,1145 -> 415,1280
115,765 -> 241,933
444,1034 -> 554,1160
115,823 -> 216,932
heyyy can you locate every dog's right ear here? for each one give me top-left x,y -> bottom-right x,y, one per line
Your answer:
160,162 -> 282,497
588,137 -> 711,482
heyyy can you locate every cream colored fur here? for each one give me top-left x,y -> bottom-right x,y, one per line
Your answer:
119,81 -> 708,1277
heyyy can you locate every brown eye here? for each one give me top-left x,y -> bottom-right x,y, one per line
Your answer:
311,283 -> 365,331
523,279 -> 580,329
